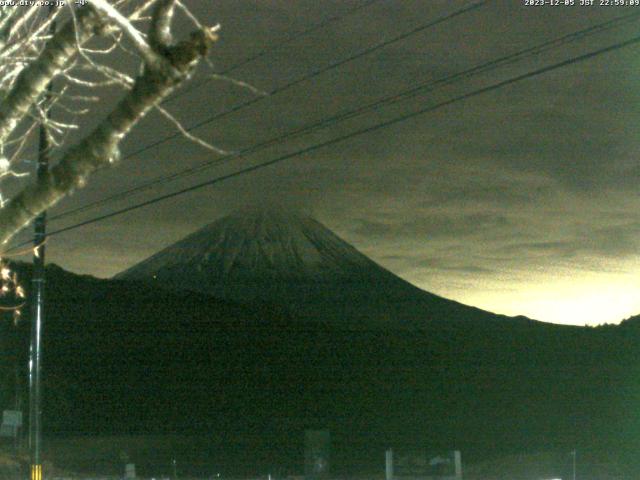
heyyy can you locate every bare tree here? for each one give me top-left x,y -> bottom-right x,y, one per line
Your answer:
0,0 -> 219,248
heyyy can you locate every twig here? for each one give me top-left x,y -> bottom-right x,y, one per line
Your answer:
155,104 -> 230,155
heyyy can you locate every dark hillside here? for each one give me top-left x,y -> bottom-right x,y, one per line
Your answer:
0,263 -> 635,475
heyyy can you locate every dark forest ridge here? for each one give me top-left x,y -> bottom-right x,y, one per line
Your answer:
0,259 -> 637,476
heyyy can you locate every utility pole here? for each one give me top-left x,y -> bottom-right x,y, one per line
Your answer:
29,98 -> 48,480
571,449 -> 577,480
29,6 -> 55,480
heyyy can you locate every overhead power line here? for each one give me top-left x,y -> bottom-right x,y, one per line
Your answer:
47,0 -> 488,222
49,9 -> 640,223
122,0 -> 488,161
224,0 -> 385,75
20,32 -> 640,248
164,0 -> 385,105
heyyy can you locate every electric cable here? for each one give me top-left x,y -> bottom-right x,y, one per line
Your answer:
49,9 -> 640,223
16,31 -> 639,248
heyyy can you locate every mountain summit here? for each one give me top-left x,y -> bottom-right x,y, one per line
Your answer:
116,208 -> 531,327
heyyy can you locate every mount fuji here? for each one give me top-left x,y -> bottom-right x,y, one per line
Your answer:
116,208 -> 533,327
4,210 -> 629,474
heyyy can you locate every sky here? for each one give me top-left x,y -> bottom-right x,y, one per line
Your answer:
7,0 -> 640,326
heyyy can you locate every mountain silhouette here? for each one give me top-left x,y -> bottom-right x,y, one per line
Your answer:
117,208 -> 533,327
1,211 -> 636,476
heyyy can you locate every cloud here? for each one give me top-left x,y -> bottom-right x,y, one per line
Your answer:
32,0 -> 640,325
352,212 -> 511,240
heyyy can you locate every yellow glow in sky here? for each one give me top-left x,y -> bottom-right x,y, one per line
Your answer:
420,267 -> 640,327
482,282 -> 640,326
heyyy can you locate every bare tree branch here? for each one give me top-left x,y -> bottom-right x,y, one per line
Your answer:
0,17 -> 218,245
150,0 -> 176,51
0,4 -> 39,51
155,104 -> 229,155
89,0 -> 165,68
0,7 -> 104,146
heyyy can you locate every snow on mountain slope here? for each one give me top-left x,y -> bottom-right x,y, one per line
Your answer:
116,208 -> 533,327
